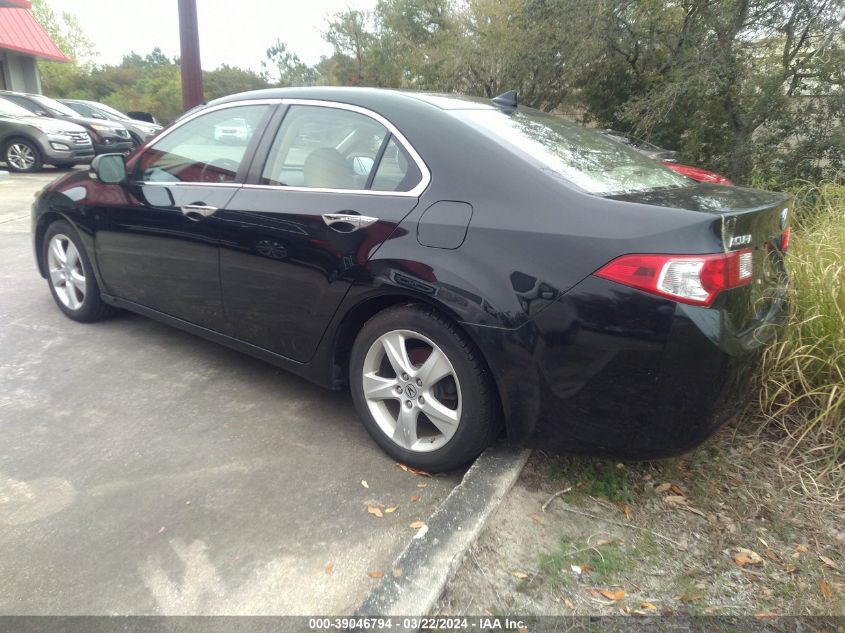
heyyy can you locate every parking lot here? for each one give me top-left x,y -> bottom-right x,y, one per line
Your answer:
0,169 -> 462,615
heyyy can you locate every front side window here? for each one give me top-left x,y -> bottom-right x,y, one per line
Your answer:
137,105 -> 268,184
454,109 -> 691,196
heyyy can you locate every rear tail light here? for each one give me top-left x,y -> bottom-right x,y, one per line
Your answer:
595,250 -> 754,306
781,227 -> 790,252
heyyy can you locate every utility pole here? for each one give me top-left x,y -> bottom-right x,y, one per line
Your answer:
178,0 -> 203,111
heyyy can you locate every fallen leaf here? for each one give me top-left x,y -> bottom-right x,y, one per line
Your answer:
417,482 -> 428,488
734,548 -> 763,567
655,483 -> 672,493
367,505 -> 384,518
664,495 -> 687,505
385,506 -> 398,513
393,568 -> 403,578
819,555 -> 838,570
622,504 -> 631,520
764,549 -> 779,562
396,463 -> 431,477
598,589 -> 625,601
530,514 -> 545,524
675,593 -> 704,602
367,571 -> 384,579
409,520 -> 426,529
158,527 -> 166,534
580,563 -> 595,573
410,495 -> 421,503
669,484 -> 684,495
616,463 -> 625,469
597,538 -> 624,546
511,571 -> 529,579
819,580 -> 833,600
325,563 -> 334,575
683,505 -> 708,519
361,480 -> 369,489
796,544 -> 809,553
563,598 -> 575,609
518,626 -> 528,633
643,474 -> 653,482
641,602 -> 657,610
754,612 -> 778,620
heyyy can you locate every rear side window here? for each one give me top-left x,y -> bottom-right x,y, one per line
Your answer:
261,105 -> 387,190
137,104 -> 268,184
371,138 -> 422,193
454,109 -> 691,196
260,104 -> 424,194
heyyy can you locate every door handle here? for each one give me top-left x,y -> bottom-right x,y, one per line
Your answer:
181,204 -> 218,219
322,213 -> 378,231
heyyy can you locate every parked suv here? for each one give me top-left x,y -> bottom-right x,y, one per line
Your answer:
0,91 -> 134,156
59,99 -> 162,146
0,97 -> 93,172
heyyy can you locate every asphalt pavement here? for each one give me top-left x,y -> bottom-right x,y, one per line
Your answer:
0,169 -> 463,615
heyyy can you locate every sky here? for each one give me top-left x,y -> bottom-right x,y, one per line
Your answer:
42,0 -> 378,71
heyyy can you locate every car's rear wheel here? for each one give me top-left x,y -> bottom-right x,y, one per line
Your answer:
4,139 -> 43,173
349,305 -> 500,471
43,220 -> 113,322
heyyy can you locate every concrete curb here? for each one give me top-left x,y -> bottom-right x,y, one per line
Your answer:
0,170 -> 9,181
355,444 -> 531,618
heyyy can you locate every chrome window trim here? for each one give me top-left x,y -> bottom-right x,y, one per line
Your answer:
138,98 -> 430,197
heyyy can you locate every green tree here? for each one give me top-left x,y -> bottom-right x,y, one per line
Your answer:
262,40 -> 316,86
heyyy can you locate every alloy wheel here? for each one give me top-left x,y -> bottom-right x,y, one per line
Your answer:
7,143 -> 36,171
47,234 -> 86,310
361,329 -> 462,452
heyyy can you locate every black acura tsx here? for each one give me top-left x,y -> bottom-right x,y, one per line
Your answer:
31,87 -> 790,471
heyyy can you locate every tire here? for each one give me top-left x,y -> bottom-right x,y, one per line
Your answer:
4,138 -> 43,173
42,220 -> 114,323
349,304 -> 501,472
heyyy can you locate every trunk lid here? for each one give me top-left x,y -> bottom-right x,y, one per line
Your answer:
610,184 -> 791,342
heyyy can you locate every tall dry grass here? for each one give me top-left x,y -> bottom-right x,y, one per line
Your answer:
755,180 -> 845,503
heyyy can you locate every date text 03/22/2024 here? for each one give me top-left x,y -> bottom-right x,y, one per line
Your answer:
307,617 -> 528,631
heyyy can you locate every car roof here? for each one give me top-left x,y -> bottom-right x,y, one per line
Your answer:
209,86 -> 496,113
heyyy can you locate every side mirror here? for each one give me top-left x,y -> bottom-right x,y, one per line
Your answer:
90,153 -> 127,184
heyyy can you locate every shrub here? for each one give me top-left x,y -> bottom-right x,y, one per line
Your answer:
756,180 -> 845,502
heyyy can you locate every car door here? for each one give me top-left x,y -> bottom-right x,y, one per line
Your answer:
217,102 -> 429,362
93,102 -> 273,330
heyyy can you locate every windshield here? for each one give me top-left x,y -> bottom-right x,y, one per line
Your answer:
91,102 -> 131,121
31,95 -> 80,118
604,131 -> 663,153
0,98 -> 33,117
454,109 -> 691,196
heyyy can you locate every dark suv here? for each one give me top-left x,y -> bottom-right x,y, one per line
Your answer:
0,91 -> 133,156
0,96 -> 94,172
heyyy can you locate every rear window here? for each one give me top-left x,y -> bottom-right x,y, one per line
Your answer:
454,109 -> 691,196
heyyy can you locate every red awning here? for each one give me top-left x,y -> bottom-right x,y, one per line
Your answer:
0,7 -> 69,62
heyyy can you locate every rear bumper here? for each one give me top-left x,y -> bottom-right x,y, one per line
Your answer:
468,276 -> 784,458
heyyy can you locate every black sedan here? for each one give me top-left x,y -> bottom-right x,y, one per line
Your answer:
31,88 -> 790,471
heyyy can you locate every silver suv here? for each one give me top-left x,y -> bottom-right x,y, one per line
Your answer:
0,98 -> 94,172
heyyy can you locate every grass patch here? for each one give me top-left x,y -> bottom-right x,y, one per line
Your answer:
545,458 -> 634,504
538,536 -> 630,587
753,180 -> 845,502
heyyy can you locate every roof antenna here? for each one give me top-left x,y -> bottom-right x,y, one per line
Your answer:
492,89 -> 518,113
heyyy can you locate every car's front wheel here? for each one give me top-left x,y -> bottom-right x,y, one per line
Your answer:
4,139 -> 43,173
43,220 -> 113,322
349,305 -> 501,472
